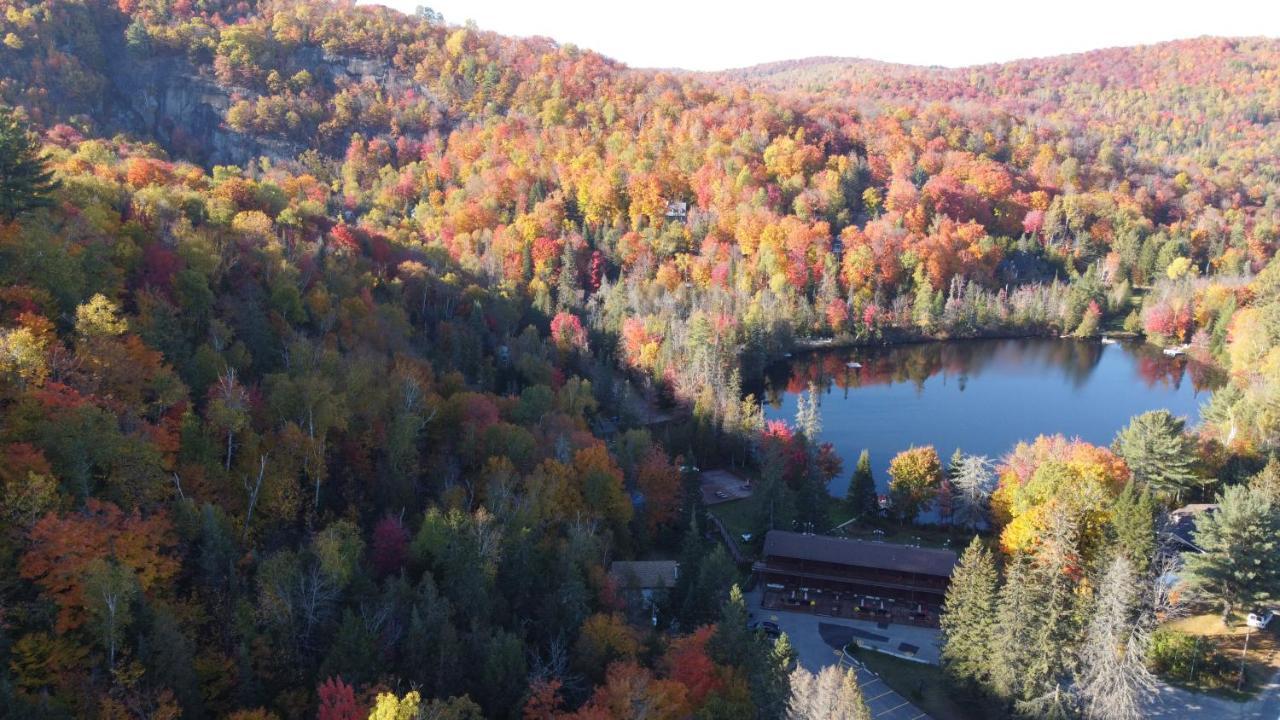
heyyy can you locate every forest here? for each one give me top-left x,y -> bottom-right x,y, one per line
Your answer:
1,0 -> 1279,718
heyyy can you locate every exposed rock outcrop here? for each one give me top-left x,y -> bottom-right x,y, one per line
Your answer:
103,49 -> 307,166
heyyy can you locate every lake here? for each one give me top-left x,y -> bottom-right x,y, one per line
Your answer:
755,338 -> 1224,498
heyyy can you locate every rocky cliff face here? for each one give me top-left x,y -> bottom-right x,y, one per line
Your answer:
101,43 -> 306,166
98,47 -> 445,167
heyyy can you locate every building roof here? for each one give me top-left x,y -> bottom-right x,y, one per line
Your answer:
1170,503 -> 1217,517
610,560 -> 679,589
1166,503 -> 1216,553
762,530 -> 959,578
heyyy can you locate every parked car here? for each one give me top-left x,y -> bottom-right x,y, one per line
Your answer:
1247,610 -> 1274,629
749,620 -> 781,638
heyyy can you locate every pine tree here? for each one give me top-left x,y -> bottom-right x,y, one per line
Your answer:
753,454 -> 797,540
1077,555 -> 1157,720
991,509 -> 1083,711
990,553 -> 1036,703
1183,484 -> 1280,622
939,537 -> 997,692
684,545 -> 738,626
1112,410 -> 1200,501
0,106 -> 60,222
787,665 -> 871,720
772,632 -> 797,673
1017,510 -> 1085,716
673,509 -> 705,624
950,454 -> 994,531
795,471 -> 829,534
1247,455 -> 1280,505
948,447 -> 965,479
520,239 -> 534,283
845,449 -> 878,520
709,584 -> 751,665
794,382 -> 822,444
751,629 -> 797,719
557,241 -> 580,309
1109,481 -> 1157,573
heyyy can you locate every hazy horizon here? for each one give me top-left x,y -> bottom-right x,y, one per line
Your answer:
370,0 -> 1280,71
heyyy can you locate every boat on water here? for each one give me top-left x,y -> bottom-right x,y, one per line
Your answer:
846,361 -> 862,369
1100,337 -> 1118,345
1163,345 -> 1189,357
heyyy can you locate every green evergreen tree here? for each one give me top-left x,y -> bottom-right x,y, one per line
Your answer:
794,471 -> 828,534
138,605 -> 203,718
772,632 -> 796,673
948,447 -> 965,479
1110,480 -> 1157,573
990,553 -> 1036,705
683,544 -> 737,627
319,609 -> 378,686
712,585 -> 795,719
0,106 -> 59,222
1019,512 -> 1085,717
1112,410 -> 1200,501
520,239 -> 534,283
478,629 -> 528,715
845,449 -> 878,520
709,584 -> 751,665
991,510 -> 1083,712
557,241 -> 579,309
939,537 -> 998,693
673,507 -> 705,620
1247,455 -> 1280,505
1183,484 -> 1280,622
752,452 -> 797,541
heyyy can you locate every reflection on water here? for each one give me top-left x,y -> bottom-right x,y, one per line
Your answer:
756,338 -> 1223,498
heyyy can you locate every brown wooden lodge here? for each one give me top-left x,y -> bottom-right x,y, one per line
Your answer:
753,530 -> 959,627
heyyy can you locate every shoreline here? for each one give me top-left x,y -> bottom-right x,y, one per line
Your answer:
786,328 -> 1146,358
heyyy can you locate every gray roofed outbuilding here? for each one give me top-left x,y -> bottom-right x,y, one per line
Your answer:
609,560 -> 679,589
762,531 -> 959,578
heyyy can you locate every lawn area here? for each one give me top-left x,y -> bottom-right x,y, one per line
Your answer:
854,648 -> 989,720
1154,613 -> 1280,700
709,494 -> 977,556
707,495 -> 758,541
839,523 -> 969,551
709,496 -> 862,545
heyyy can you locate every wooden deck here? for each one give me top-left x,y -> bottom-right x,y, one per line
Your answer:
762,588 -> 941,628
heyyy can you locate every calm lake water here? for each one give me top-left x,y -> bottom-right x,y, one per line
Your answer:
756,338 -> 1224,498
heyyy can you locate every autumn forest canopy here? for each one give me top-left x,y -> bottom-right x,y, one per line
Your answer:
1,0 -> 1280,718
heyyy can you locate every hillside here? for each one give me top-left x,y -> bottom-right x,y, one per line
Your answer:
715,37 -> 1280,168
2,1 -> 1280,718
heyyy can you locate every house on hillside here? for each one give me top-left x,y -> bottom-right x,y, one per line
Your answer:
610,560 -> 679,625
664,200 -> 689,223
1165,503 -> 1216,554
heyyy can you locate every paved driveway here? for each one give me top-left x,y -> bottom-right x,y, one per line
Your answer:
748,591 -> 941,666
747,588 -> 934,719
1144,671 -> 1280,719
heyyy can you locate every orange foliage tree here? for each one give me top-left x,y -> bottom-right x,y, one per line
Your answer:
19,499 -> 179,632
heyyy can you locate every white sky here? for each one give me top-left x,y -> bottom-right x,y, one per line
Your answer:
368,0 -> 1280,70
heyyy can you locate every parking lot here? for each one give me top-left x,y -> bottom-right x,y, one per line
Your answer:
745,588 -> 935,719
699,469 -> 753,505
